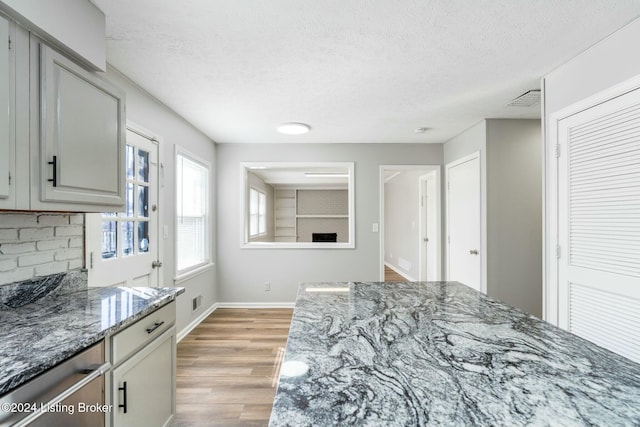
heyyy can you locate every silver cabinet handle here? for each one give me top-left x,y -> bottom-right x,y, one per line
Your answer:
151,260 -> 163,268
13,362 -> 111,427
469,249 -> 479,255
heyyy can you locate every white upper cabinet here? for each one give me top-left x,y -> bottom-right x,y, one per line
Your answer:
0,11 -> 123,213
35,42 -> 125,209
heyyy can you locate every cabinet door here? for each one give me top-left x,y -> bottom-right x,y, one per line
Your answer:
38,43 -> 125,209
112,327 -> 175,427
0,15 -> 10,202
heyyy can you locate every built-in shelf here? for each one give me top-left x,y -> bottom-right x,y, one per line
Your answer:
274,189 -> 296,242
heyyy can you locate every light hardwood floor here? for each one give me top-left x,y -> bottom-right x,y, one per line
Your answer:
171,308 -> 293,427
384,265 -> 408,281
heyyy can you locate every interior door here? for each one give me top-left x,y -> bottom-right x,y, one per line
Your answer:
557,87 -> 640,363
86,129 -> 160,287
447,154 -> 481,291
419,172 -> 438,281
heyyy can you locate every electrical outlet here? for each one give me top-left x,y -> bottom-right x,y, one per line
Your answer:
264,281 -> 270,292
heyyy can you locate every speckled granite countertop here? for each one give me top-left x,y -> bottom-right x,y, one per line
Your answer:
270,281 -> 640,426
0,272 -> 184,396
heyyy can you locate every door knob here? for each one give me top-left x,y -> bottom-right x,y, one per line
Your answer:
423,237 -> 429,242
151,260 -> 163,268
469,249 -> 479,255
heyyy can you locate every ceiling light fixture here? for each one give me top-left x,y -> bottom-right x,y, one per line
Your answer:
277,122 -> 311,135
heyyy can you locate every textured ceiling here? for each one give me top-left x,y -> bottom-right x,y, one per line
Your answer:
94,0 -> 640,144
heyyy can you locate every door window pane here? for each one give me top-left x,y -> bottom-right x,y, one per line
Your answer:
122,221 -> 134,257
126,145 -> 134,179
125,183 -> 134,217
138,149 -> 149,183
138,186 -> 149,218
138,221 -> 149,253
101,221 -> 117,259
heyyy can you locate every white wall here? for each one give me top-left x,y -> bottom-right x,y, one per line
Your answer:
217,143 -> 443,303
542,17 -> 640,321
384,170 -> 424,280
544,18 -> 640,115
105,66 -> 217,336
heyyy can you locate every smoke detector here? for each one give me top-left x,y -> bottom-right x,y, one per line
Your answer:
507,90 -> 541,107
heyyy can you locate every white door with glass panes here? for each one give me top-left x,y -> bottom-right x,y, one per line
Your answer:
86,129 -> 160,287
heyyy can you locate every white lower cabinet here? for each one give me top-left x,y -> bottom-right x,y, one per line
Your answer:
109,302 -> 176,427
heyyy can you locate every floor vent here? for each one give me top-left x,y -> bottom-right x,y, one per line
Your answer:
507,90 -> 541,107
192,295 -> 202,312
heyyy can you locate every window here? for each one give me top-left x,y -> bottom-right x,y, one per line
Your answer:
176,149 -> 210,275
249,188 -> 266,237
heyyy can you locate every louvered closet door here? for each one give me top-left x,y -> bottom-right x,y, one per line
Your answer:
558,87 -> 640,363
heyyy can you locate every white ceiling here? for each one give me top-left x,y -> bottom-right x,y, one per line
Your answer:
94,0 -> 640,144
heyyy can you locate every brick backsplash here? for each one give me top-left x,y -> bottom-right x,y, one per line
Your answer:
0,213 -> 85,286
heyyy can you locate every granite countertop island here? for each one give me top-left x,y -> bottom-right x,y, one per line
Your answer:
0,271 -> 184,396
270,281 -> 640,426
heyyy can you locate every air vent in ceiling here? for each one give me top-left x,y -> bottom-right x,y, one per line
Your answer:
507,90 -> 541,107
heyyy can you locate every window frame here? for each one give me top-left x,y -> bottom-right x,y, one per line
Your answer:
174,146 -> 212,280
239,162 -> 355,249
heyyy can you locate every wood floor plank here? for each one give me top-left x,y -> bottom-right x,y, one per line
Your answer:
170,308 -> 293,427
385,265 -> 409,281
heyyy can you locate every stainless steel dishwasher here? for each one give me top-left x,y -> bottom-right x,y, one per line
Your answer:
0,342 -> 110,427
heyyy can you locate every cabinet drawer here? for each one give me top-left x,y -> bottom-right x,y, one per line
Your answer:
112,302 -> 175,365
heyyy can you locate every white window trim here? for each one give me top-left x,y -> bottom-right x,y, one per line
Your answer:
174,145 -> 212,280
239,162 -> 356,249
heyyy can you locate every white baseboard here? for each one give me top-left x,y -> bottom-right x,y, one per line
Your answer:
177,302 -> 218,343
217,302 -> 295,309
384,262 -> 416,281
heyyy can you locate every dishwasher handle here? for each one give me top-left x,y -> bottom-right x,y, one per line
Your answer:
12,362 -> 111,427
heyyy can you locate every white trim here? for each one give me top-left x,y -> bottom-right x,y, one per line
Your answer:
176,302 -> 218,342
445,151 -> 486,294
418,169 -> 441,281
543,73 -> 640,326
173,262 -> 215,285
217,302 -> 296,309
384,262 -> 416,281
240,161 -> 355,249
541,77 -> 549,323
175,145 -> 212,277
